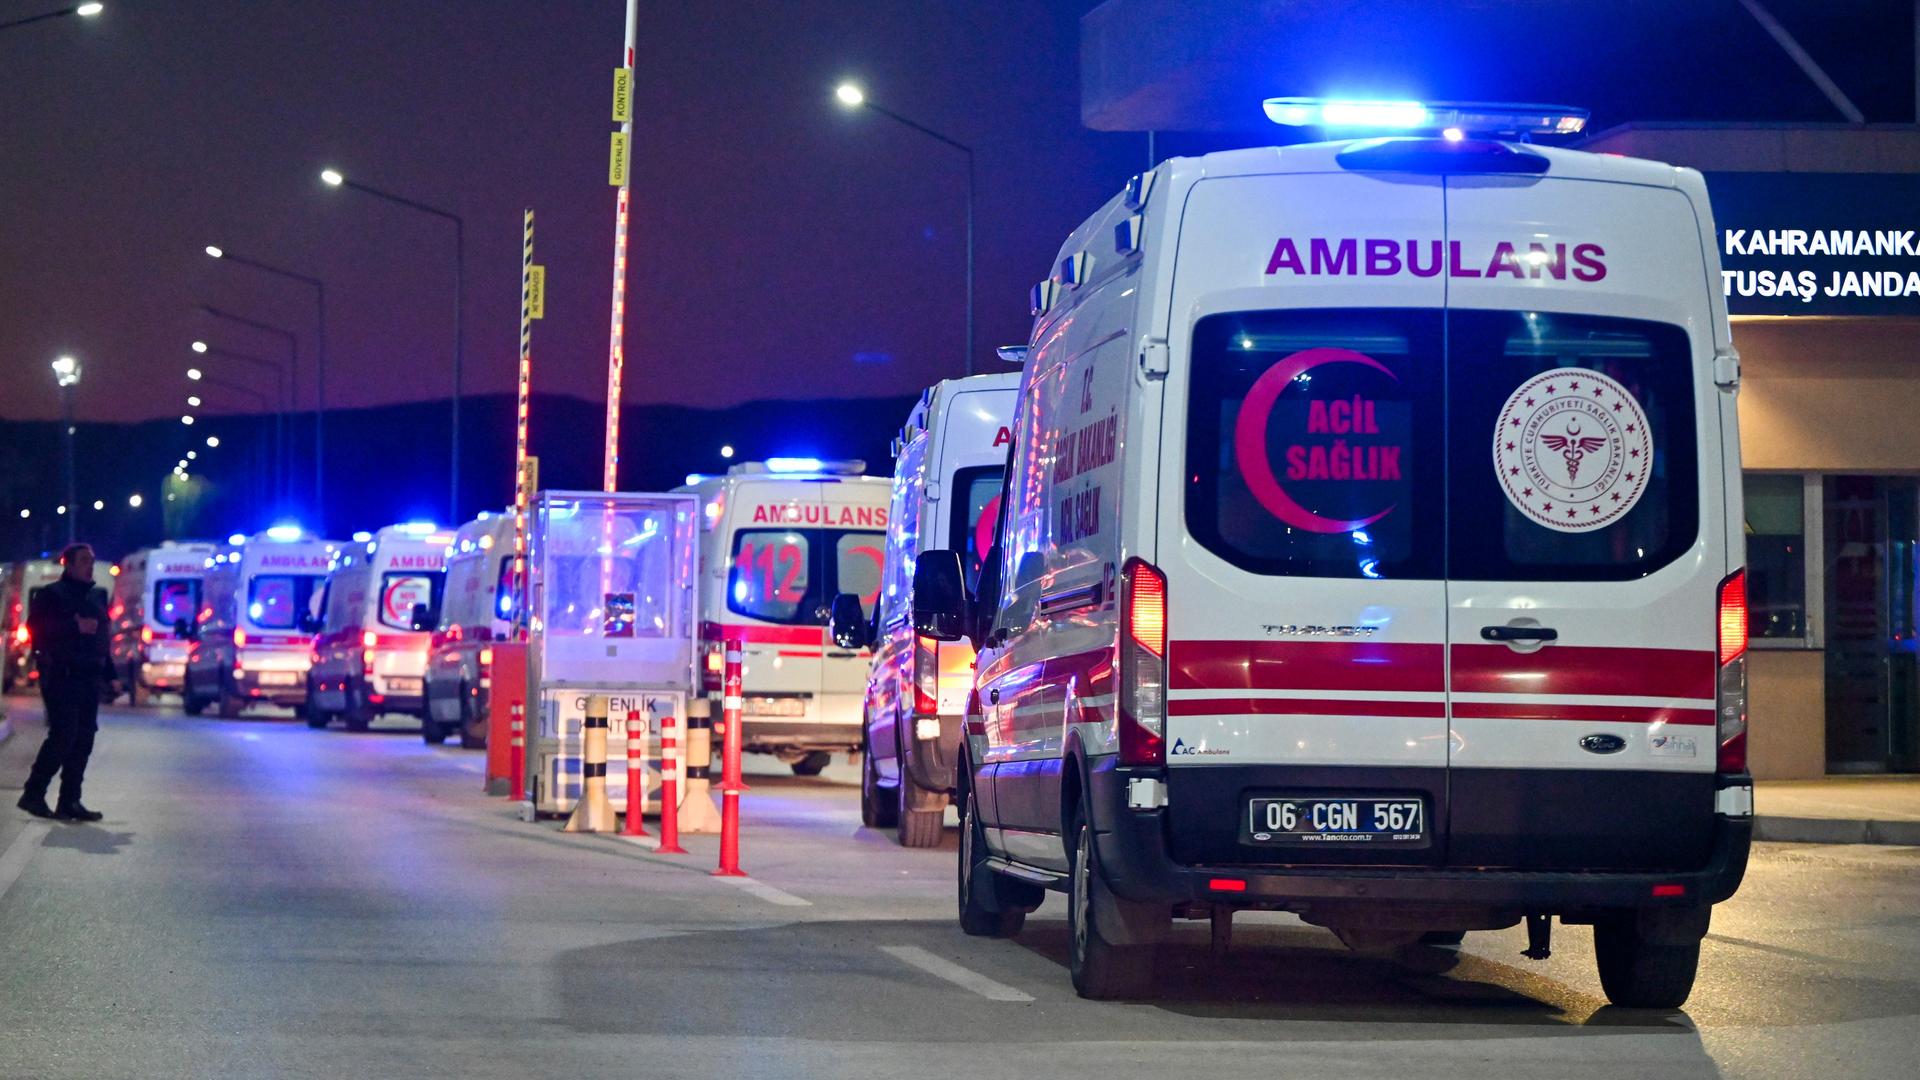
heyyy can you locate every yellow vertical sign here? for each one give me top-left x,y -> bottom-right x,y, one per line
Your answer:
612,67 -> 633,123
528,265 -> 546,319
521,455 -> 540,496
608,131 -> 629,186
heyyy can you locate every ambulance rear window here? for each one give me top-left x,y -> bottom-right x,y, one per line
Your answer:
950,466 -> 1003,591
154,579 -> 199,627
729,529 -> 887,625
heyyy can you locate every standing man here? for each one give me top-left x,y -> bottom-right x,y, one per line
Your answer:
15,542 -> 116,822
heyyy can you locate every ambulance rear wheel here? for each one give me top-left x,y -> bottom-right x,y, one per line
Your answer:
861,731 -> 897,829
791,750 -> 832,777
458,692 -> 488,749
957,783 -> 1024,939
182,687 -> 207,716
343,687 -> 373,732
1594,908 -> 1707,1010
895,767 -> 943,849
217,675 -> 245,719
421,718 -> 450,745
1067,810 -> 1154,1000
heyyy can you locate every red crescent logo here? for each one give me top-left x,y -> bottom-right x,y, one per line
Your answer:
1231,346 -> 1400,534
973,492 -> 1002,564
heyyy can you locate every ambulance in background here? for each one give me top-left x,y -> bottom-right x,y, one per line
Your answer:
425,511 -> 519,747
183,527 -> 339,718
110,542 -> 218,705
676,460 -> 890,775
2,558 -> 61,692
832,374 -> 1017,846
307,522 -> 451,733
917,105 -> 1753,1007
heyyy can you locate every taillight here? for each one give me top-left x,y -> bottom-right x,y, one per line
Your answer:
1118,557 -> 1167,767
362,629 -> 378,650
11,626 -> 27,645
234,628 -> 248,648
478,647 -> 493,668
1716,568 -> 1749,774
141,626 -> 153,645
912,635 -> 939,716
702,645 -> 723,692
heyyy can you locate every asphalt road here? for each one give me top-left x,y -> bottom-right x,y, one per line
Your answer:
2,696 -> 1917,1080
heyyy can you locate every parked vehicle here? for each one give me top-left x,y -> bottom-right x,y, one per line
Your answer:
306,523 -> 451,733
832,374 -> 1017,845
109,542 -> 217,704
182,528 -> 339,718
915,113 -> 1753,1007
4,558 -> 81,693
677,460 -> 890,775
425,511 -> 519,747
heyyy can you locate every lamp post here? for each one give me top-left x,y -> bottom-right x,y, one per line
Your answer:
0,2 -> 102,33
50,355 -> 80,545
195,304 -> 301,522
186,373 -> 270,514
835,82 -> 975,375
319,168 -> 465,521
204,245 -> 326,521
191,340 -> 286,505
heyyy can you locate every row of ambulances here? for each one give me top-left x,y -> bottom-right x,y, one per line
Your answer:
883,105 -> 1754,1009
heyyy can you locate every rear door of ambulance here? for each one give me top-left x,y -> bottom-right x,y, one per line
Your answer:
818,479 -> 889,728
1161,162 -> 1451,868
724,480 -> 831,719
1443,169 -> 1724,871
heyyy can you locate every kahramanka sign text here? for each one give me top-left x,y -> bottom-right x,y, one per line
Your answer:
1706,173 -> 1920,316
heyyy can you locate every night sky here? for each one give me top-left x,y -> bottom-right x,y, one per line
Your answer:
2,0 -> 1140,424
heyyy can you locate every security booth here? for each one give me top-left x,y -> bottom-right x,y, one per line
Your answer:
523,490 -> 699,816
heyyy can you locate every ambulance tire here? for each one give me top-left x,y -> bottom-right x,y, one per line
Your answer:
182,687 -> 208,716
459,694 -> 487,749
305,693 -> 332,728
343,687 -> 373,733
421,719 -> 450,745
1593,907 -> 1708,1010
895,760 -> 943,848
217,676 -> 245,719
791,751 -> 832,777
956,783 -> 1025,939
1068,810 -> 1154,1000
861,729 -> 897,829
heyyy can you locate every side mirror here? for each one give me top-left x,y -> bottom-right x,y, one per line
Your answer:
828,593 -> 870,649
409,603 -> 435,632
973,545 -> 1004,647
911,550 -> 968,641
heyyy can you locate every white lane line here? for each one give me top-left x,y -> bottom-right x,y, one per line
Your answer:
879,945 -> 1035,1002
719,875 -> 813,907
0,822 -> 54,905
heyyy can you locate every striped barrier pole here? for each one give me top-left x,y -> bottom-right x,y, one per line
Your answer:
508,702 -> 526,803
712,634 -> 746,876
676,697 -> 722,833
564,695 -> 616,833
655,709 -> 687,854
621,709 -> 650,837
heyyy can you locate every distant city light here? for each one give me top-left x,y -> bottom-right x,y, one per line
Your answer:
192,340 -> 208,353
129,494 -> 142,508
186,451 -> 197,460
206,435 -> 220,448
320,168 -> 344,186
835,83 -> 865,107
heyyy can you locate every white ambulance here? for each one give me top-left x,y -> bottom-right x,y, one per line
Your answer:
184,527 -> 340,718
833,374 -> 1018,846
425,511 -> 519,747
307,523 -> 451,733
915,105 -> 1753,1007
109,542 -> 218,704
677,460 -> 890,774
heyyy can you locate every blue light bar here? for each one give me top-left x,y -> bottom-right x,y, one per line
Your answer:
266,524 -> 303,541
1263,97 -> 1587,137
765,457 -> 823,473
351,530 -> 373,543
227,532 -> 246,546
396,521 -> 438,535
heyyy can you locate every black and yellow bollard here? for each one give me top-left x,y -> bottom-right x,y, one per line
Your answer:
564,694 -> 617,832
676,696 -> 723,833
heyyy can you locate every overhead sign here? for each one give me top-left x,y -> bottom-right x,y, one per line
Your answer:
1706,172 -> 1920,315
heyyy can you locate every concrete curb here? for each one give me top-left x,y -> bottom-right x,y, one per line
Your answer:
1754,814 -> 1920,846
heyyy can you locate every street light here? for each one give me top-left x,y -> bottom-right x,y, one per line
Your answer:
206,436 -> 220,448
835,82 -> 976,374
0,3 -> 102,32
187,368 -> 202,380
91,500 -> 103,511
181,415 -> 194,425
187,396 -> 201,407
191,340 -> 207,353
189,339 -> 287,504
49,355 -> 80,544
317,167 -> 465,521
203,246 -> 328,522
129,493 -> 142,508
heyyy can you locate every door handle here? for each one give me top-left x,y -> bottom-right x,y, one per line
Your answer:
989,688 -> 1000,704
826,650 -> 857,659
1481,625 -> 1558,642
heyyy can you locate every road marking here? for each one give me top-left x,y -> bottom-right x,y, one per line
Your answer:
0,822 -> 54,905
879,945 -> 1034,1002
719,875 -> 812,907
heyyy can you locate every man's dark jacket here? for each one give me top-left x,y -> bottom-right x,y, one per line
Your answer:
27,576 -> 113,683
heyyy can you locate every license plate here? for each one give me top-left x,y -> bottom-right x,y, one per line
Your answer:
1245,795 -> 1426,846
384,677 -> 422,695
743,697 -> 807,717
257,672 -> 299,687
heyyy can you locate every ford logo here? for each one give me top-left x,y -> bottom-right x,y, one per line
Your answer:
1579,733 -> 1627,755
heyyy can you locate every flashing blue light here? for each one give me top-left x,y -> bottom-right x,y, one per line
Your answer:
766,457 -> 823,474
685,473 -> 705,486
1265,98 -> 1427,128
351,530 -> 373,543
496,594 -> 513,619
227,532 -> 246,546
266,524 -> 303,542
1263,96 -> 1588,137
396,521 -> 437,536
1359,558 -> 1382,580
1351,529 -> 1373,547
248,602 -> 264,619
732,579 -> 749,604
